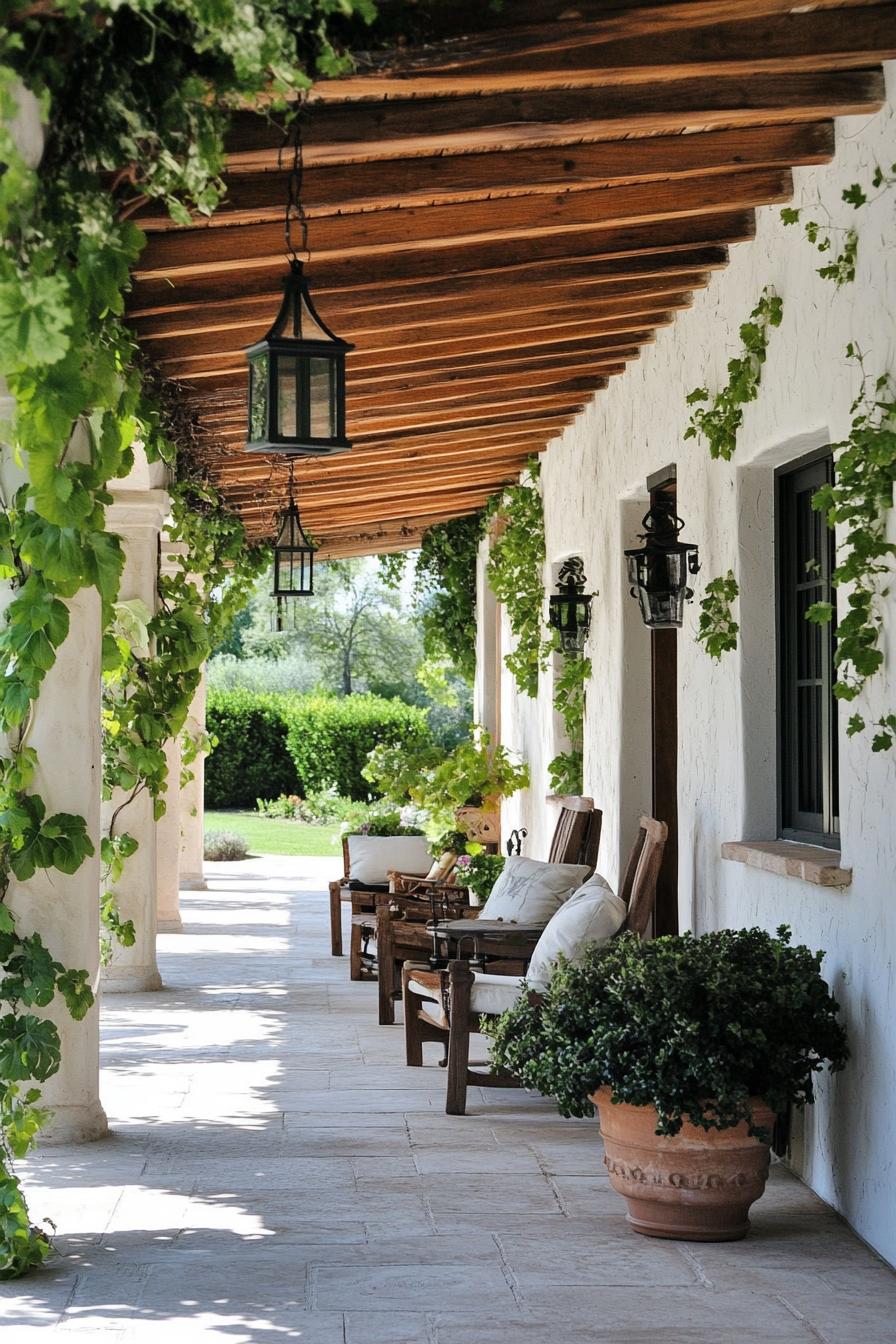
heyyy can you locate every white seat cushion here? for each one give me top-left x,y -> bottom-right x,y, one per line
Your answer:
478,856 -> 591,924
346,834 -> 432,886
406,969 -> 523,1016
526,874 -> 627,991
470,972 -> 525,1015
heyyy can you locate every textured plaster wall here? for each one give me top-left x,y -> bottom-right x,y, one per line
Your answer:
478,66 -> 896,1263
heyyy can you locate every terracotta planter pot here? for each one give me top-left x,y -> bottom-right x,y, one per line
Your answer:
592,1087 -> 776,1242
454,806 -> 500,846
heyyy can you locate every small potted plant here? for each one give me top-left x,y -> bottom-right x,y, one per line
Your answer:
486,925 -> 848,1242
364,727 -> 529,842
454,851 -> 506,907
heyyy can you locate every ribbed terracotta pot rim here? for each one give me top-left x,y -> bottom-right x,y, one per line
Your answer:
590,1086 -> 777,1130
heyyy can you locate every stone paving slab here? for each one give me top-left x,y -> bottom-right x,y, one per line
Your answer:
0,853 -> 893,1343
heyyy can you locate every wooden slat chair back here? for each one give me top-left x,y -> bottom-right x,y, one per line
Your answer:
402,812 -> 668,1115
619,815 -> 668,937
547,795 -> 601,872
375,796 -> 602,1025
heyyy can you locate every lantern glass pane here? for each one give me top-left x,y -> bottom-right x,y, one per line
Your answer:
277,355 -> 300,438
309,357 -> 335,438
248,352 -> 268,442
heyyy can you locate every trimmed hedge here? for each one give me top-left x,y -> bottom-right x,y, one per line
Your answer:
206,690 -> 297,809
206,690 -> 433,808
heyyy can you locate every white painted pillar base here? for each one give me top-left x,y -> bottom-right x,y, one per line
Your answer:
102,488 -> 169,995
179,667 -> 208,891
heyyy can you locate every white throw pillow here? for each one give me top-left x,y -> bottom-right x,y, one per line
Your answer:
526,874 -> 627,991
347,834 -> 432,886
478,856 -> 591,924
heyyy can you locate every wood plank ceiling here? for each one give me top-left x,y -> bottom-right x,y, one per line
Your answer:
127,0 -> 896,557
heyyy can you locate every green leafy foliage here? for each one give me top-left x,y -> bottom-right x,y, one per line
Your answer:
684,289 -> 783,461
413,514 -> 487,683
780,163 -> 895,287
696,570 -> 740,661
455,851 -> 505,903
486,926 -> 848,1135
486,465 -> 549,697
364,727 -> 529,837
548,632 -> 590,794
805,348 -> 896,750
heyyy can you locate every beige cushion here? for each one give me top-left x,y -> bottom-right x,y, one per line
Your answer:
526,874 -> 627,991
478,856 -> 591,925
406,969 -> 523,1017
346,834 -> 431,886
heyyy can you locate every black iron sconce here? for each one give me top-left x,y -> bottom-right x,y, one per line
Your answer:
245,111 -> 353,456
625,494 -> 700,630
548,557 -> 596,654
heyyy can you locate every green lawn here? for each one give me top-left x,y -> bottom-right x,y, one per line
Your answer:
205,810 -> 343,858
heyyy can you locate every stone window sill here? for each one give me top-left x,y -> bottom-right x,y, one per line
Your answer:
721,840 -> 852,888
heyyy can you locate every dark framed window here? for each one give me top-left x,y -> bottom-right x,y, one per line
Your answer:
776,452 -> 839,846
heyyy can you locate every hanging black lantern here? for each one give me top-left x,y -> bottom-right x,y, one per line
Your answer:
271,468 -> 316,632
625,497 -> 700,630
246,260 -> 353,456
245,110 -> 353,456
548,557 -> 596,654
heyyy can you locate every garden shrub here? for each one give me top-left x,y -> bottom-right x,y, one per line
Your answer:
206,690 -> 298,808
283,694 -> 433,800
204,831 -> 249,862
207,690 -> 434,807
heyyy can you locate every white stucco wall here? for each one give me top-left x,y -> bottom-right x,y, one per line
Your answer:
479,66 -> 896,1263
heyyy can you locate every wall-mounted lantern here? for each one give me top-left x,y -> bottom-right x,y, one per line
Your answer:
245,110 -> 353,456
548,557 -> 596,654
625,494 -> 700,630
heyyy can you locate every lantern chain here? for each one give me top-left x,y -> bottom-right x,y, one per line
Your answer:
280,101 -> 310,264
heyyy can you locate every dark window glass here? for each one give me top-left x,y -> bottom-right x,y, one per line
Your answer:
777,454 -> 839,844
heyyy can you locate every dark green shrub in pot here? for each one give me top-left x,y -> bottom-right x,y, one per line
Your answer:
486,925 -> 848,1136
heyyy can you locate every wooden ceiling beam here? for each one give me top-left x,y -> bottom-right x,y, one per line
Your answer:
134,123 -> 834,231
220,70 -> 882,170
134,274 -> 704,348
135,168 -> 791,276
222,462 -> 532,511
332,7 -> 896,96
208,444 -> 541,487
234,484 -> 501,526
128,243 -> 731,320
169,316 -> 668,385
346,2 -> 886,74
151,292 -> 691,366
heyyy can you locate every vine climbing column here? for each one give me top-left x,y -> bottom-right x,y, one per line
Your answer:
0,410 -> 108,1144
101,487 -> 169,993
179,669 -> 208,892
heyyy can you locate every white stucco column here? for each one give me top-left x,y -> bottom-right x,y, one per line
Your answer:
179,667 -> 208,891
102,489 -> 169,993
154,540 -> 185,931
156,735 -> 183,931
0,80 -> 107,1143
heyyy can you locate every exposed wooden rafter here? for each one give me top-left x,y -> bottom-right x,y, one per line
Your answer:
124,0 -> 895,554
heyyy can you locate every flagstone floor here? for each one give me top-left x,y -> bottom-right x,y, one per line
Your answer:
2,854 -> 895,1343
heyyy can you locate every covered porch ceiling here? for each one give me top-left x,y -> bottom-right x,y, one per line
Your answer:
126,0 -> 896,557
